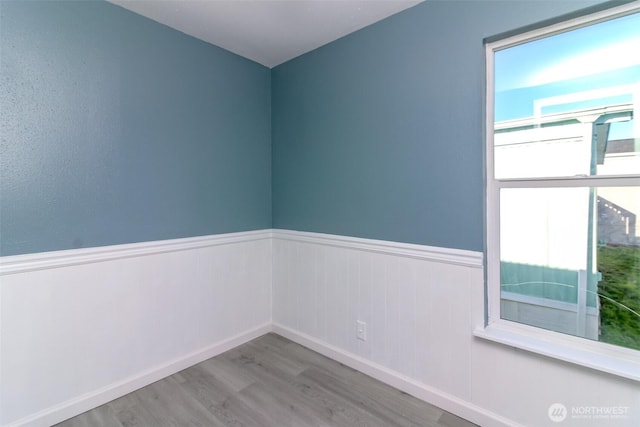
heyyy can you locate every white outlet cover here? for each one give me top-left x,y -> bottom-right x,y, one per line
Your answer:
356,320 -> 367,341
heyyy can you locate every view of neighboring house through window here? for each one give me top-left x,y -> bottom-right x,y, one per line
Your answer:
487,6 -> 640,351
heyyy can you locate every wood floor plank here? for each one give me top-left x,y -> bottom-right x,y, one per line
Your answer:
229,354 -> 387,426
220,344 -> 343,426
299,367 -> 436,427
246,334 -> 310,372
107,392 -> 165,427
237,381 -> 334,427
282,340 -> 445,425
175,364 -> 270,427
178,363 -> 239,406
54,404 -> 123,427
225,340 -> 412,426
304,363 -> 444,426
289,341 -> 443,425
142,376 -> 226,426
197,354 -> 257,393
436,412 -> 478,427
207,392 -> 276,427
56,333 -> 479,427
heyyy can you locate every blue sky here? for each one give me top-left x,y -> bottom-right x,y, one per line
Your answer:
494,11 -> 640,125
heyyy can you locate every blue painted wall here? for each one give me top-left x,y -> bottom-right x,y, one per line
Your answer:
271,0 -> 602,252
1,0 -> 609,256
0,0 -> 271,255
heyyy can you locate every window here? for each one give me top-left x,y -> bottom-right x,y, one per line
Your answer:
483,2 -> 640,378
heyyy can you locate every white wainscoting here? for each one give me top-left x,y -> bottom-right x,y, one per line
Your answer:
3,229 -> 638,427
0,230 -> 272,427
272,230 -> 640,427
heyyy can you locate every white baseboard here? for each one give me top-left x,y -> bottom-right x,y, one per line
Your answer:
272,323 -> 521,427
5,323 -> 272,427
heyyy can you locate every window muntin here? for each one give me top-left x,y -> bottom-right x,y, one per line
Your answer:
487,5 -> 640,354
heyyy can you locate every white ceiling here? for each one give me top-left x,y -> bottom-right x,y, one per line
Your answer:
108,0 -> 423,68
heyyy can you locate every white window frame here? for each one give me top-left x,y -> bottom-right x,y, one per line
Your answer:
477,1 -> 640,382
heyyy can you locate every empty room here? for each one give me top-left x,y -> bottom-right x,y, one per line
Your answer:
1,0 -> 639,426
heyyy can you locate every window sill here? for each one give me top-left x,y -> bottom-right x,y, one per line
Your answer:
474,321 -> 640,382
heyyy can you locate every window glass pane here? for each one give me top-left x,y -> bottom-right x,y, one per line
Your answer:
500,186 -> 640,350
493,12 -> 640,179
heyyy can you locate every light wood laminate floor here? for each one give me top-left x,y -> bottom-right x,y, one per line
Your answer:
56,333 -> 478,427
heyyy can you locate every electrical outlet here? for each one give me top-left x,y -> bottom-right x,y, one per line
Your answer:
356,320 -> 367,341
